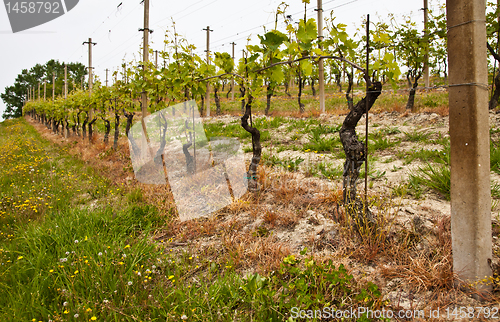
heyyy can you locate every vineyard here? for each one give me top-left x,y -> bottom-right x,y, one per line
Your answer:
3,0 -> 500,321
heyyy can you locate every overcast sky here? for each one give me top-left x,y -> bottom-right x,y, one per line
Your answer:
0,0 -> 430,121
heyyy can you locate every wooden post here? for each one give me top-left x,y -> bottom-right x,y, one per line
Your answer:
43,82 -> 46,100
317,0 -> 325,113
447,0 -> 492,296
38,83 -> 40,101
105,68 -> 109,87
204,26 -> 213,117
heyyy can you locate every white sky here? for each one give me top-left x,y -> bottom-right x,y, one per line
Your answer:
0,0 -> 429,121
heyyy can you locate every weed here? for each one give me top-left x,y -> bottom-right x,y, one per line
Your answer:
392,183 -> 409,197
369,170 -> 386,180
403,130 -> 431,143
409,163 -> 451,200
127,187 -> 143,203
391,165 -> 402,172
369,137 -> 400,152
491,142 -> 500,174
382,126 -> 401,135
262,154 -> 304,172
316,162 -> 343,179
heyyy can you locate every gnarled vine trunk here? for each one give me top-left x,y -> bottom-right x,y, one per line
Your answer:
88,118 -> 97,144
298,74 -> 305,114
265,83 -> 273,116
406,71 -> 421,111
490,73 -> 500,110
214,84 -> 221,115
113,112 -> 120,149
241,96 -> 261,192
103,118 -> 111,144
82,114 -> 88,139
339,81 -> 382,226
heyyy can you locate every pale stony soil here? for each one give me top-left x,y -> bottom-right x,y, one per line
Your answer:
199,110 -> 500,320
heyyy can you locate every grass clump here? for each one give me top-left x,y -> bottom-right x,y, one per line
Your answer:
403,130 -> 431,143
262,154 -> 304,172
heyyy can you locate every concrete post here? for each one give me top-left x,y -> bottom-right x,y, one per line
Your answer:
83,38 -> 96,121
204,26 -> 213,117
231,42 -> 236,101
64,64 -> 68,99
423,0 -> 430,88
141,0 -> 150,122
447,0 -> 492,295
317,0 -> 325,113
52,73 -> 55,101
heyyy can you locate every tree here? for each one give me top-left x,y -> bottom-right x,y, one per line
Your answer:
1,60 -> 86,119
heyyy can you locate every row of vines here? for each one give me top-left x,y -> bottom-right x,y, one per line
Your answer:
20,1 -> 500,221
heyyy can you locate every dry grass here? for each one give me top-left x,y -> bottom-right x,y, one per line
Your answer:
420,105 -> 450,116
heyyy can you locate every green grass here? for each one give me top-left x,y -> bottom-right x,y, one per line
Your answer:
369,137 -> 401,152
399,146 -> 449,165
262,153 -> 304,172
491,142 -> 500,175
306,162 -> 343,180
1,118 -> 387,321
409,163 -> 452,200
403,130 -> 431,143
302,125 -> 342,153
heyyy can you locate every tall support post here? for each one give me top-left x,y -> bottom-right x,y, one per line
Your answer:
52,72 -> 55,101
317,0 -> 325,113
231,42 -> 236,101
203,26 -> 213,116
83,38 -> 97,94
105,68 -> 109,87
155,50 -> 158,69
81,76 -> 84,90
64,64 -> 68,99
38,83 -> 40,101
43,82 -> 46,100
446,0 -> 492,295
364,14 -> 369,208
83,38 -> 97,120
423,0 -> 429,88
141,0 -> 151,123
